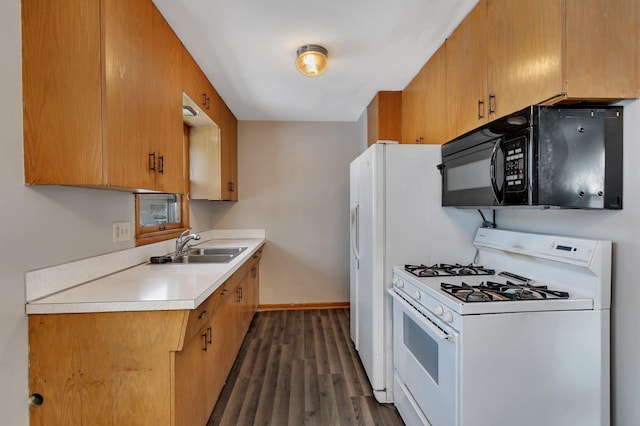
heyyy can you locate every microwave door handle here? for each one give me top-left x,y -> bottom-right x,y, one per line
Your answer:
490,140 -> 503,204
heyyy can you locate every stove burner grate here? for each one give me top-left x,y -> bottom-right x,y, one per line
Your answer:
440,280 -> 570,303
405,263 -> 495,278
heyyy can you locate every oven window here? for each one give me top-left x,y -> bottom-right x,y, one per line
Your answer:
403,313 -> 439,384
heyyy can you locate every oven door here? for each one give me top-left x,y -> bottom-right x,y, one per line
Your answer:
389,289 -> 459,426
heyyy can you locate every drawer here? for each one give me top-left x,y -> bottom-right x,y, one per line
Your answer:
183,285 -> 227,344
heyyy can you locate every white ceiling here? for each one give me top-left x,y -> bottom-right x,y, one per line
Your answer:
153,0 -> 479,122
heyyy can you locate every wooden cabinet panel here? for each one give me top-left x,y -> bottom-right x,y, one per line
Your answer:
487,0 -> 563,119
28,310 -> 187,425
564,0 -> 639,99
367,91 -> 402,146
446,0 -> 488,139
22,0 -> 103,186
175,328 -> 210,426
401,67 -> 426,144
402,44 -> 448,145
182,47 -> 222,122
103,0 -> 155,190
220,104 -> 239,201
152,5 -> 185,194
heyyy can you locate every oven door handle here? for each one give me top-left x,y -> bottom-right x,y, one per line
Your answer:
388,289 -> 456,342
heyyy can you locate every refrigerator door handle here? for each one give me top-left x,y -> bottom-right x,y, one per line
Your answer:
350,202 -> 360,261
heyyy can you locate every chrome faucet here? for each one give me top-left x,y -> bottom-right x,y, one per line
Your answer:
175,229 -> 201,256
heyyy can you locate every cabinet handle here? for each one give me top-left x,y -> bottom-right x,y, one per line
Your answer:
149,152 -> 156,172
228,181 -> 235,192
221,288 -> 228,296
158,155 -> 164,174
488,94 -> 496,115
236,287 -> 242,302
198,310 -> 208,320
207,326 -> 212,345
251,266 -> 257,278
478,100 -> 485,119
419,137 -> 424,144
201,332 -> 208,351
206,96 -> 211,110
202,93 -> 207,108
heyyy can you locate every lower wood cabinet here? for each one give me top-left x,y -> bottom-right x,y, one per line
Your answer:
28,248 -> 262,426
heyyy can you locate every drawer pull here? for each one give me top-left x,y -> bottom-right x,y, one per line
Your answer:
201,332 -> 208,351
198,310 -> 208,320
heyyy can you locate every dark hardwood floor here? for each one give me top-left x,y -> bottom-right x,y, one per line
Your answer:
207,309 -> 404,426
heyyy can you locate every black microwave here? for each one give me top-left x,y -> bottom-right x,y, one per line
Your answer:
438,105 -> 623,209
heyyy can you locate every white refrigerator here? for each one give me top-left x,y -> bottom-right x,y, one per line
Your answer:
349,142 -> 478,403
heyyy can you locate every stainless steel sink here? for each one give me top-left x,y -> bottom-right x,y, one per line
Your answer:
188,246 -> 247,256
169,246 -> 248,264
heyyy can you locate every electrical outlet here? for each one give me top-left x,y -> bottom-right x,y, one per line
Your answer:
112,221 -> 131,243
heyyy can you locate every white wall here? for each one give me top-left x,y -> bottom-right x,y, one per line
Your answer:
494,99 -> 640,426
211,121 -> 360,304
0,1 -> 216,422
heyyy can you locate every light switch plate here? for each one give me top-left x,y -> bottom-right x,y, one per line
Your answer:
112,221 -> 131,243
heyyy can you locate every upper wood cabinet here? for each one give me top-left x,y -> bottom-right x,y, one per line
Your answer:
151,5 -> 185,194
185,93 -> 238,201
219,104 -> 239,201
183,46 -> 238,201
182,48 -> 222,123
22,0 -> 185,193
446,0 -> 639,139
366,91 -> 402,146
402,44 -> 448,145
445,0 -> 488,139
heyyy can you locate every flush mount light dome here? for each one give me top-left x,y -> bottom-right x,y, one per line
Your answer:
295,44 -> 328,77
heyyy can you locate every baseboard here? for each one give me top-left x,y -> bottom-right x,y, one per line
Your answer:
257,302 -> 350,312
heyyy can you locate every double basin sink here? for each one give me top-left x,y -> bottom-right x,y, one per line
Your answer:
171,246 -> 248,264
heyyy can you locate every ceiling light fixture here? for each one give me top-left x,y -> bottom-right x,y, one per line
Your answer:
295,44 -> 329,77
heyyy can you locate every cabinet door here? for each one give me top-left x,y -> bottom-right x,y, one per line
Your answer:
22,0 -> 103,186
401,66 -> 426,144
152,6 -> 185,194
565,0 -> 639,99
175,330 -> 210,426
402,45 -> 448,144
487,0 -> 563,119
220,105 -> 239,201
422,45 -> 448,144
104,0 -> 155,190
446,0 -> 488,139
182,47 -> 217,118
367,92 -> 402,146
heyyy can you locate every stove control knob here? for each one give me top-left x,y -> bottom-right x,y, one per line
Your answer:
392,277 -> 398,285
393,277 -> 404,288
442,311 -> 454,323
412,291 -> 421,300
434,305 -> 444,316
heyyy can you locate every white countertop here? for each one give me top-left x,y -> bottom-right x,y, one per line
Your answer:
26,236 -> 265,315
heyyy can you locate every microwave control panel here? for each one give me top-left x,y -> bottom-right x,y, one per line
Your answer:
504,137 -> 526,193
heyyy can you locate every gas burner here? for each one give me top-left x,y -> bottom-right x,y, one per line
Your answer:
405,263 -> 495,278
440,280 -> 570,303
405,264 -> 456,277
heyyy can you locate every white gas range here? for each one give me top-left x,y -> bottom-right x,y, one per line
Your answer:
388,228 -> 611,426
